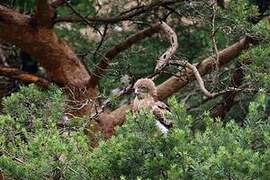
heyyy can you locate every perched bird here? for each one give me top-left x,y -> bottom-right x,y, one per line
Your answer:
133,78 -> 172,135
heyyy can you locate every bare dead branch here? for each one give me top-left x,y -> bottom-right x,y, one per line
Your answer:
0,66 -> 50,88
187,84 -> 257,112
154,21 -> 178,72
149,21 -> 212,97
157,36 -> 258,100
170,60 -> 214,98
210,2 -> 220,83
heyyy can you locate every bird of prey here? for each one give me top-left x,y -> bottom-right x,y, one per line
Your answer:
133,78 -> 173,135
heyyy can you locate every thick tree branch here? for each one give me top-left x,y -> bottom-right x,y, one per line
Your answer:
54,0 -> 178,24
0,5 -> 90,88
88,23 -> 161,87
0,66 -> 50,88
0,4 -> 93,116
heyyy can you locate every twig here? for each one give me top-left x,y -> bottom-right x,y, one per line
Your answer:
93,24 -> 108,61
187,87 -> 257,111
64,1 -> 102,35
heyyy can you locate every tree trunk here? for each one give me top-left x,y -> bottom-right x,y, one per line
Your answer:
0,4 -> 95,115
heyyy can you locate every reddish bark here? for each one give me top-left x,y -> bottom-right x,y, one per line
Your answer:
0,5 -> 90,88
0,4 -> 95,115
0,2 -> 261,142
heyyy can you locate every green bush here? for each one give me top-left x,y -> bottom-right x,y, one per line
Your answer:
88,94 -> 270,179
1,86 -> 270,179
0,85 -> 91,179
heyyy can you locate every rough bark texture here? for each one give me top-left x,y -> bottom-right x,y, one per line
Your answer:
99,36 -> 257,137
0,4 -> 95,115
0,5 -> 90,88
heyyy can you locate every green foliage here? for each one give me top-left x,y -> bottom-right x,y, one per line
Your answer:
86,95 -> 270,179
1,86 -> 270,179
219,0 -> 258,36
2,0 -> 270,179
0,85 -> 91,179
3,84 -> 65,126
241,41 -> 270,89
12,0 -> 36,12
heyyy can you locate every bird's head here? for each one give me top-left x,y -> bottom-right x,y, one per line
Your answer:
134,78 -> 157,100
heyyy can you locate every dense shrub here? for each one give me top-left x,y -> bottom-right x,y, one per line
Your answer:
0,85 -> 91,179
1,86 -> 270,179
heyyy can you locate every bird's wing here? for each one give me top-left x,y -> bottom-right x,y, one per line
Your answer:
153,101 -> 173,128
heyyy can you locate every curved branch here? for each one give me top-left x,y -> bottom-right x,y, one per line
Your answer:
155,21 -> 178,72
170,60 -> 214,98
0,66 -> 50,88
